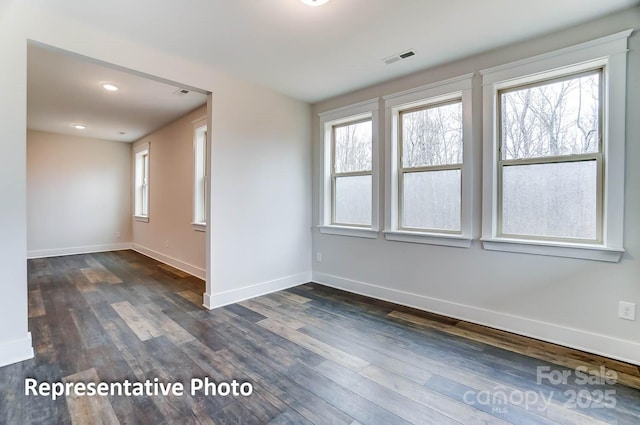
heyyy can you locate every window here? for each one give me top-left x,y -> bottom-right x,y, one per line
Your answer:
134,142 -> 150,222
481,30 -> 631,262
193,117 -> 207,232
332,119 -> 372,226
319,99 -> 379,238
499,71 -> 601,241
400,100 -> 462,232
384,75 -> 473,247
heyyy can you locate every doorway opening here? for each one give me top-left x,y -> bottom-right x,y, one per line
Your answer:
26,41 -> 212,308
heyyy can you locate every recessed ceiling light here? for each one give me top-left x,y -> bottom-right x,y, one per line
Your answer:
102,83 -> 118,91
300,0 -> 329,6
74,124 -> 86,130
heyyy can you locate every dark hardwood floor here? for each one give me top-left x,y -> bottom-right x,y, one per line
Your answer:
1,250 -> 638,424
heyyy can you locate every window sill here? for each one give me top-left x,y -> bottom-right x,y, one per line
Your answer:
134,215 -> 149,223
384,230 -> 471,248
192,222 -> 206,232
318,225 -> 378,239
481,237 -> 624,262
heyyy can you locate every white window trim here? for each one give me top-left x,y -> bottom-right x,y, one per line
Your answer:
383,74 -> 474,248
318,98 -> 380,239
134,142 -> 150,223
192,116 -> 207,232
480,30 -> 632,262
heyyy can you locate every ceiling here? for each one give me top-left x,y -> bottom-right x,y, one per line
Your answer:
27,45 -> 207,142
27,0 -> 637,142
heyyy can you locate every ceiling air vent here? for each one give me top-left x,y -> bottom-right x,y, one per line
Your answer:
383,50 -> 416,65
173,88 -> 190,96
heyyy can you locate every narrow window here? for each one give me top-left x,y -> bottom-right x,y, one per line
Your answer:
319,99 -> 379,238
331,118 -> 373,227
383,74 -> 473,247
399,100 -> 463,233
134,143 -> 150,222
193,120 -> 207,231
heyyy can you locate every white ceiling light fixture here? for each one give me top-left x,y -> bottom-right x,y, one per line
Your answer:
73,124 -> 86,130
300,0 -> 329,6
102,83 -> 119,91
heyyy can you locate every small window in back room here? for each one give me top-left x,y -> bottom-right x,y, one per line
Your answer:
193,118 -> 207,231
134,142 -> 150,222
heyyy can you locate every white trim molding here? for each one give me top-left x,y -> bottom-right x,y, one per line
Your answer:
318,225 -> 378,239
0,333 -> 34,367
318,98 -> 380,238
482,238 -> 623,263
312,272 -> 640,366
384,230 -> 471,248
27,243 -> 133,259
203,271 -> 311,310
132,243 -> 205,280
480,30 -> 632,262
383,74 -> 474,247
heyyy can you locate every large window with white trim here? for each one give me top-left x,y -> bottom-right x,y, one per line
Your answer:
134,142 -> 150,222
319,99 -> 379,239
481,30 -> 630,262
384,75 -> 473,247
498,70 -> 602,242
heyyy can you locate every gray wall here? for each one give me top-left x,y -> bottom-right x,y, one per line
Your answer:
312,7 -> 640,364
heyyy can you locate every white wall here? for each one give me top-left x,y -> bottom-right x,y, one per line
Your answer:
0,2 -> 312,366
27,130 -> 132,257
206,78 -> 312,308
132,106 -> 207,278
312,7 -> 640,364
0,1 -> 32,366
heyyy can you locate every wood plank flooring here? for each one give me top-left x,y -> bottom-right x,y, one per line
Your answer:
1,250 -> 638,424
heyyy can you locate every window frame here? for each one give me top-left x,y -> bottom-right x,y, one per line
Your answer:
318,98 -> 379,239
134,142 -> 150,222
480,30 -> 631,262
192,117 -> 208,232
497,68 -> 604,243
383,74 -> 474,247
398,99 -> 464,234
330,117 -> 373,228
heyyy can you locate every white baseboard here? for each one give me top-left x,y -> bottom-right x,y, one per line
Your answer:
27,243 -> 133,259
132,244 -> 205,280
313,271 -> 640,366
0,333 -> 34,367
204,271 -> 312,310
